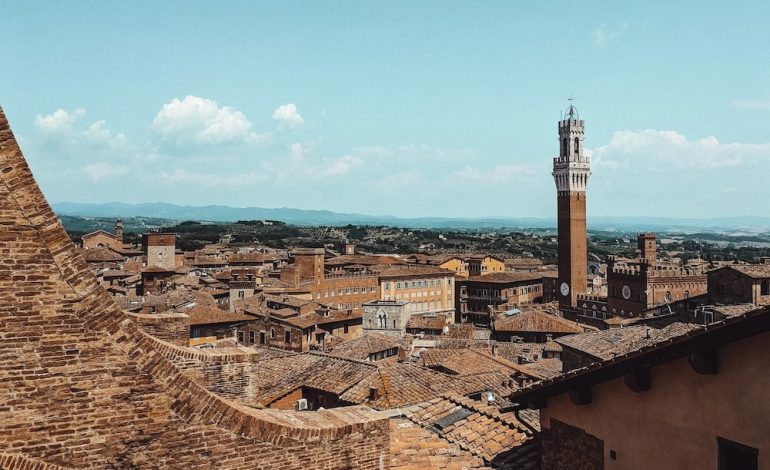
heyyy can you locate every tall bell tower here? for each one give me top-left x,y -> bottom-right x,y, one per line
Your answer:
552,100 -> 590,309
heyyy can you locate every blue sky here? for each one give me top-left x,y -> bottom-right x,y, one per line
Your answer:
2,1 -> 769,219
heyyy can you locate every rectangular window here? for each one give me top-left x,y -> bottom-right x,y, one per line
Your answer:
718,437 -> 758,470
284,331 -> 291,343
249,331 -> 255,344
234,330 -> 241,342
259,331 -> 265,344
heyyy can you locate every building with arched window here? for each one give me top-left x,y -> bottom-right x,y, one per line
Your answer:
362,300 -> 410,337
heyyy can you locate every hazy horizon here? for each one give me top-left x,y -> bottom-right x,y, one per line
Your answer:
52,200 -> 770,222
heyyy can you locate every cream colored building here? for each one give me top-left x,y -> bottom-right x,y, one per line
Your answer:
376,266 -> 455,320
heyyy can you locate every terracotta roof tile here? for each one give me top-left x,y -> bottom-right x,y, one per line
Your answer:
723,264 -> 770,278
402,393 -> 535,464
556,322 -> 702,361
328,333 -> 406,361
493,308 -> 583,334
406,314 -> 449,331
183,305 -> 255,326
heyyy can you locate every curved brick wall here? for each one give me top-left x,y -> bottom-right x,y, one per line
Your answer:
125,311 -> 190,346
0,107 -> 389,469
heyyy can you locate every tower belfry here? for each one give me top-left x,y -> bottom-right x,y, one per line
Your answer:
552,101 -> 591,308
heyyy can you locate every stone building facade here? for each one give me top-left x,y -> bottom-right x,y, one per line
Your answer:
143,232 -> 177,269
228,268 -> 258,311
363,299 -> 410,337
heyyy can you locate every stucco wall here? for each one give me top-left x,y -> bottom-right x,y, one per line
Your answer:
540,331 -> 770,469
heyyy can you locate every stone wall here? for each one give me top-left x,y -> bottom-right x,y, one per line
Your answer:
0,106 -> 390,469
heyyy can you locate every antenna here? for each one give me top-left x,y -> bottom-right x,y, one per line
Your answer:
565,96 -> 578,120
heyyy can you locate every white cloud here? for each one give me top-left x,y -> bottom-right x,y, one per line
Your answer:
83,162 -> 127,181
732,98 -> 770,110
449,164 -> 537,183
592,22 -> 628,46
286,142 -> 361,178
34,108 -> 85,137
315,154 -> 362,178
290,142 -> 305,163
352,144 -> 475,162
152,96 -> 271,146
158,168 -> 268,187
83,120 -> 128,148
272,103 -> 304,129
591,129 -> 770,170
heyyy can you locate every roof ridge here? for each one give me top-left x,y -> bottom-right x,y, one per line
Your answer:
307,350 -> 379,368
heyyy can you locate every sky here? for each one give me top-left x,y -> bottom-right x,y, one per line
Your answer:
2,1 -> 770,219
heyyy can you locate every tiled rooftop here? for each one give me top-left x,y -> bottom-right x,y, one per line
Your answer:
556,322 -> 703,360
722,263 -> 770,278
389,418 -> 490,470
465,271 -> 556,284
407,314 -> 449,331
328,333 -> 408,361
402,394 -> 536,466
493,308 -> 583,334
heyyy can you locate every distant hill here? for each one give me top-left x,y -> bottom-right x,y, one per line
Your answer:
52,202 -> 770,231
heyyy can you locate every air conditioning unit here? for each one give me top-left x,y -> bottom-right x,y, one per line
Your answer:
295,398 -> 308,411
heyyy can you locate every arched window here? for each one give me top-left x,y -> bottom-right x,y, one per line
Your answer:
378,312 -> 386,328
574,137 -> 580,155
761,280 -> 770,296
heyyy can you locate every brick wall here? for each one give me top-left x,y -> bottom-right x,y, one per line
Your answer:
541,418 -> 604,470
0,106 -> 390,469
126,311 -> 190,346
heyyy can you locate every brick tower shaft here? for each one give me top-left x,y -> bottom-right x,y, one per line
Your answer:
552,102 -> 591,309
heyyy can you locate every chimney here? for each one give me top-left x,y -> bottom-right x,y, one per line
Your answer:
369,387 -> 379,401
